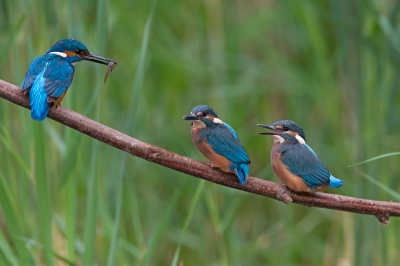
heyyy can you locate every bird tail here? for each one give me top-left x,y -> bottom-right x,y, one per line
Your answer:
329,175 -> 344,188
235,163 -> 249,185
29,79 -> 50,121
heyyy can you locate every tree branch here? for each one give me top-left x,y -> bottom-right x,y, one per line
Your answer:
1,79 -> 399,225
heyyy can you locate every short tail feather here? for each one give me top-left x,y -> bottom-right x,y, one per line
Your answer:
329,175 -> 344,188
235,163 -> 249,185
29,82 -> 49,121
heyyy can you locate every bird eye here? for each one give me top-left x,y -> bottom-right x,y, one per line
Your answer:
282,126 -> 289,131
75,49 -> 84,55
202,112 -> 207,116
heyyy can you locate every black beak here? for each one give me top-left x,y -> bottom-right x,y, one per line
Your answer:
183,113 -> 198,120
83,53 -> 115,65
257,124 -> 280,135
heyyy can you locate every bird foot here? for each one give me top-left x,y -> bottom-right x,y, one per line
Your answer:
47,97 -> 61,109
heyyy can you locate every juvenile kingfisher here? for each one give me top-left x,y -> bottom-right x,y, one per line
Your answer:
21,38 -> 116,121
183,105 -> 251,184
258,120 -> 343,192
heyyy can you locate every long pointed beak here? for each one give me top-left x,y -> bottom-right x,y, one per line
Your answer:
257,124 -> 280,135
83,53 -> 115,65
183,113 -> 198,120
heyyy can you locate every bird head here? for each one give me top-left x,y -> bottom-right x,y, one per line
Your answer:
257,120 -> 306,144
47,38 -> 114,65
183,105 -> 223,128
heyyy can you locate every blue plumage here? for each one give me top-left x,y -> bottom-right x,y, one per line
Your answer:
47,39 -> 88,54
21,55 -> 75,120
278,138 -> 334,190
234,163 -> 250,184
202,124 -> 250,184
328,175 -> 344,188
21,38 -> 115,121
28,67 -> 51,120
184,105 -> 251,184
223,122 -> 239,139
200,123 -> 250,165
304,143 -> 318,157
258,120 -> 343,192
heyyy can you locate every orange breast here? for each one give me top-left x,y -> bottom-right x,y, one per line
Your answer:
191,127 -> 233,174
271,144 -> 311,192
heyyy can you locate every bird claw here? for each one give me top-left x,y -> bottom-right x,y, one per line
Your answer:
47,97 -> 59,109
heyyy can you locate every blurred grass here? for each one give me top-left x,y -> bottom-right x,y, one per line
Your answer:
1,0 -> 400,265
32,122 -> 53,265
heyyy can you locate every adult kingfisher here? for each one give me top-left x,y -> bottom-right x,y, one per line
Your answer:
21,38 -> 116,121
183,105 -> 251,184
258,120 -> 343,192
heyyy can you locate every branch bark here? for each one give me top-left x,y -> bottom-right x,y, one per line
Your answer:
1,79 -> 399,225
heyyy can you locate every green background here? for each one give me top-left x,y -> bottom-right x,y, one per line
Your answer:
1,0 -> 399,265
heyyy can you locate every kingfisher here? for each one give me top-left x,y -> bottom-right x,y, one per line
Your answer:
21,38 -> 116,121
183,105 -> 251,184
258,120 -> 343,192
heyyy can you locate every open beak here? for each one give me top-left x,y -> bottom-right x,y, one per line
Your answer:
257,124 -> 281,135
82,53 -> 115,65
183,113 -> 198,120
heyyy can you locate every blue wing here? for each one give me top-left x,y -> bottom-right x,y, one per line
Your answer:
42,55 -> 75,97
21,55 -> 47,90
202,123 -> 250,184
223,122 -> 238,139
203,123 -> 250,165
28,71 -> 49,120
280,143 -> 330,189
21,54 -> 75,120
22,54 -> 74,97
304,143 -> 318,157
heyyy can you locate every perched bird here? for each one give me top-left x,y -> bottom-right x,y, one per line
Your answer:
258,120 -> 343,192
183,105 -> 251,184
21,38 -> 116,121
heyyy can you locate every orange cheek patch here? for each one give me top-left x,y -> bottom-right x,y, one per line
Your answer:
64,51 -> 79,57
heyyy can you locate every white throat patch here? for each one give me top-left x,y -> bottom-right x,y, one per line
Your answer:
192,120 -> 206,129
49,51 -> 67,58
272,135 -> 285,143
295,134 -> 306,144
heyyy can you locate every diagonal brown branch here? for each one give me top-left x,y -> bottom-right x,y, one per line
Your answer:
1,78 -> 399,225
